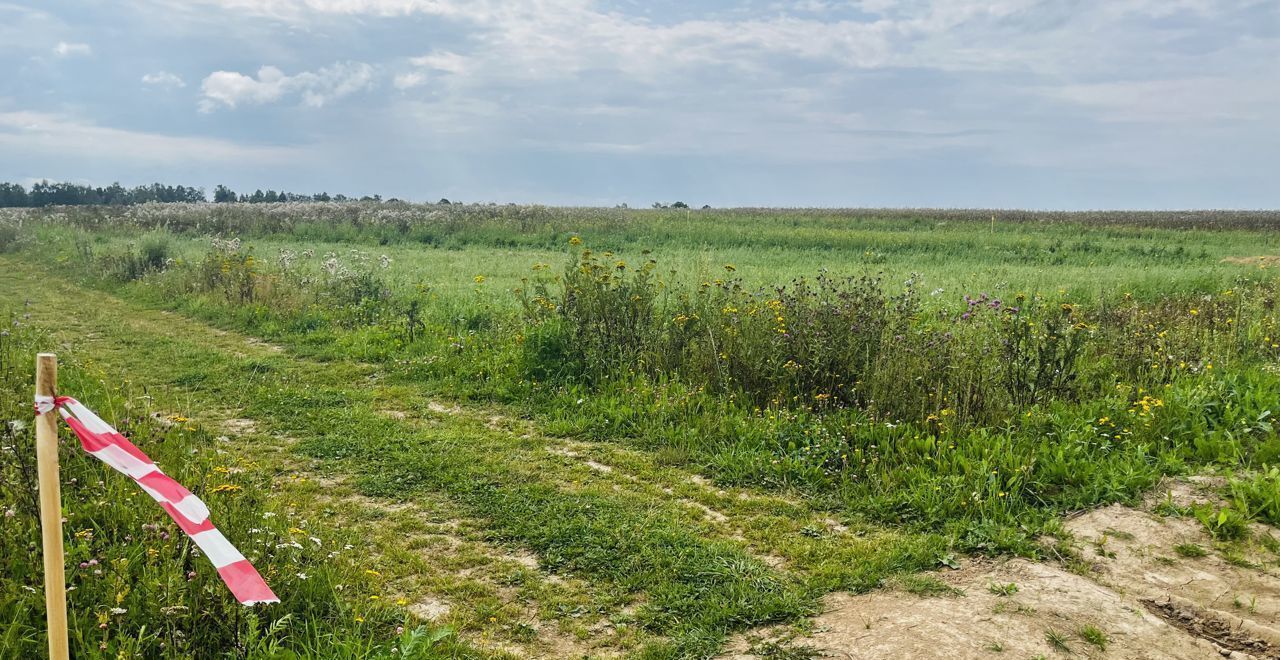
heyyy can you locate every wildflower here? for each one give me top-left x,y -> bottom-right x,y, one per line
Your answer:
110,608 -> 127,615
724,264 -> 736,272
473,275 -> 486,284
1189,308 -> 1199,316
568,236 -> 582,246
364,569 -> 382,578
396,597 -> 408,606
210,484 -> 242,494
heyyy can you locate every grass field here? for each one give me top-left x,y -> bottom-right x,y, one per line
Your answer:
3,203 -> 1280,658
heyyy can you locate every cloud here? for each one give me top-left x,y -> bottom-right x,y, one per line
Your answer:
408,51 -> 468,74
0,110 -> 299,163
395,50 -> 468,90
8,0 -> 1278,206
198,61 -> 373,111
392,72 -> 426,90
1044,77 -> 1280,124
141,71 -> 186,87
52,41 -> 91,57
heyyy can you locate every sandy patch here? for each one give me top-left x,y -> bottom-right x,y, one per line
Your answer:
726,478 -> 1280,659
427,401 -> 461,415
726,558 -> 1224,659
221,417 -> 258,435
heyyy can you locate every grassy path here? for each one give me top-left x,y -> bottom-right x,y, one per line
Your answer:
0,257 -> 942,658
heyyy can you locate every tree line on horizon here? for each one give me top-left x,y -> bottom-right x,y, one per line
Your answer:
0,180 -> 704,210
0,180 -> 377,208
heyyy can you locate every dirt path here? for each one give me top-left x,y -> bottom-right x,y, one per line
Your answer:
2,262 -> 632,657
0,258 -> 909,656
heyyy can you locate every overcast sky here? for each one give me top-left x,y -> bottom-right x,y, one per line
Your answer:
1,1 -> 1277,208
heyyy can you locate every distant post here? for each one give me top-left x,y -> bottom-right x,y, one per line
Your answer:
35,353 -> 69,660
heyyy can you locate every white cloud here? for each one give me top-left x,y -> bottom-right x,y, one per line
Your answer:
198,61 -> 373,111
395,50 -> 468,90
408,50 -> 468,74
393,72 -> 426,90
1045,77 -> 1280,124
19,0 -> 1277,205
0,110 -> 299,163
141,71 -> 186,87
52,41 -> 90,57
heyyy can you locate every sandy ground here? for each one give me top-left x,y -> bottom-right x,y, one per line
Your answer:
725,478 -> 1280,659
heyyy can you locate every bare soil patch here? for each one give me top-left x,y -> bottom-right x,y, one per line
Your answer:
726,478 -> 1280,659
1066,504 -> 1280,653
426,401 -> 462,415
726,558 -> 1218,659
221,417 -> 258,435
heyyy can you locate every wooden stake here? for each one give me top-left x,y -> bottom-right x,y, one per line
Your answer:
35,353 -> 69,660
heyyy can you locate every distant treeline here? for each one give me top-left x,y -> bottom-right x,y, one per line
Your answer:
0,181 -> 368,207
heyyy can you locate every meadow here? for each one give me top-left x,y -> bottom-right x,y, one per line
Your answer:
2,202 -> 1280,657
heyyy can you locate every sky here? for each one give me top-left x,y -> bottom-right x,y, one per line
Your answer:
1,0 -> 1277,208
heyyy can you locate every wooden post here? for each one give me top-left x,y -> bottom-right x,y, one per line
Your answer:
35,353 -> 69,660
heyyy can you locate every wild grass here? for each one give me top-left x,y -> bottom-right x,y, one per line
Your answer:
20,205 -> 1280,555
1077,624 -> 1108,651
6,203 -> 1280,656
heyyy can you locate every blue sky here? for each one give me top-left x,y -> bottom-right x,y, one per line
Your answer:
1,0 -> 1277,208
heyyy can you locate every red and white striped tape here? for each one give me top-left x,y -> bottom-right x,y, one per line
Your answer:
35,394 -> 278,606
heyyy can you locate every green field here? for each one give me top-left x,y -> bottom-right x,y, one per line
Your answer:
3,203 -> 1280,658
